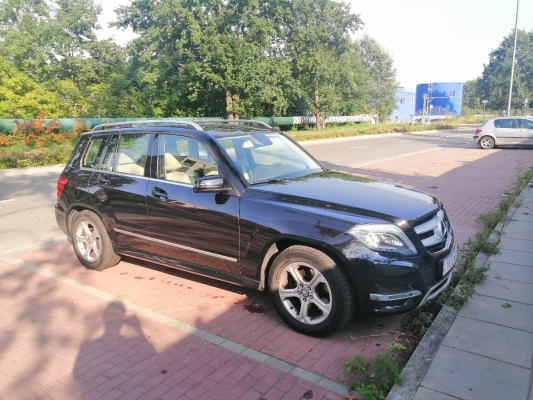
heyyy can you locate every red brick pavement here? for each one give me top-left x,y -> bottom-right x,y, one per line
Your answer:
1,145 -> 532,399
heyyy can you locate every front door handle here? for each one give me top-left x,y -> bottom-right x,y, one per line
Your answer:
151,187 -> 169,201
97,176 -> 110,185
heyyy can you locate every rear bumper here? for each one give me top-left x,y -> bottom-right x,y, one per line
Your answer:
55,203 -> 69,236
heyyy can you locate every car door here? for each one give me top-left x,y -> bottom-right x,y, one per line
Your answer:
88,132 -> 154,253
493,118 -> 520,144
146,133 -> 240,276
516,118 -> 533,144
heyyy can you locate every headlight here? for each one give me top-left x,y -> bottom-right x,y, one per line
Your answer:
348,224 -> 417,256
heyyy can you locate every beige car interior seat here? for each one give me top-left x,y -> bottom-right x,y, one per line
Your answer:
116,153 -> 145,176
164,153 -> 191,184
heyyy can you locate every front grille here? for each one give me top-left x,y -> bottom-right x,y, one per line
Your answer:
414,209 -> 450,254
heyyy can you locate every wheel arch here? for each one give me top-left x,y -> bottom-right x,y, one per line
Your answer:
258,237 -> 355,294
66,204 -> 112,237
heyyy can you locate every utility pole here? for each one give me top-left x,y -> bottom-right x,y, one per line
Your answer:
507,0 -> 520,117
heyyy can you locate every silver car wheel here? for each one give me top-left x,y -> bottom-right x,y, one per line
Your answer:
479,136 -> 495,149
75,219 -> 102,262
278,261 -> 332,325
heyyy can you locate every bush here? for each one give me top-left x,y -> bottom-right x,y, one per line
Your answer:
1,113 -> 89,148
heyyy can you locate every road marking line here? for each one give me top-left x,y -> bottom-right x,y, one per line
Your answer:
350,146 -> 369,149
0,199 -> 15,203
0,255 -> 350,397
399,140 -> 411,143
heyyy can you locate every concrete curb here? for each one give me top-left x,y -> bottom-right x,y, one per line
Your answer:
387,177 -> 533,400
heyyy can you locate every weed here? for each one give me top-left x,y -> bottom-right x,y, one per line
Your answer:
345,344 -> 405,400
502,302 -> 512,309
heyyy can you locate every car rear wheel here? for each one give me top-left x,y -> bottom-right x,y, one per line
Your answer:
268,245 -> 355,337
71,210 -> 121,270
479,136 -> 495,149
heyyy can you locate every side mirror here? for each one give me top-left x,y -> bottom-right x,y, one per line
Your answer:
193,176 -> 229,193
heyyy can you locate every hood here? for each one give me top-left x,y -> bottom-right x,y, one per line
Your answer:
244,171 -> 440,224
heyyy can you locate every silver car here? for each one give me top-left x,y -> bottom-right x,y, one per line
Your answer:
473,116 -> 533,149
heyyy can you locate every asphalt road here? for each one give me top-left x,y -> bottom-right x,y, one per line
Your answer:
0,128 -> 475,254
301,128 -> 474,170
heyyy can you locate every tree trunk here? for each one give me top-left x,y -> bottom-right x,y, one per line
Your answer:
225,87 -> 235,119
225,85 -> 239,120
314,75 -> 321,131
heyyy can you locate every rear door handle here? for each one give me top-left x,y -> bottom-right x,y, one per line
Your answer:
151,187 -> 169,201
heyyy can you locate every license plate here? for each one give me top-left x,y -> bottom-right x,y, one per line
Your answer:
441,244 -> 458,276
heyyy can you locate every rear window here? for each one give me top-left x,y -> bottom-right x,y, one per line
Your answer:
82,136 -> 109,169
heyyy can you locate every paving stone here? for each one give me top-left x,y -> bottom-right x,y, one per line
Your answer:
413,386 -> 462,400
475,278 -> 533,305
458,294 -> 533,333
422,346 -> 530,400
488,249 -> 533,267
488,262 -> 533,284
442,316 -> 533,368
498,238 -> 533,253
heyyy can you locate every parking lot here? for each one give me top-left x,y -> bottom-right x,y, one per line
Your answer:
1,135 -> 533,399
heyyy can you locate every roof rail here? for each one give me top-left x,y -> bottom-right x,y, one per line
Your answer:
196,119 -> 274,130
91,120 -> 204,132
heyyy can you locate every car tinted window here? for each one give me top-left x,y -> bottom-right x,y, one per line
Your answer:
68,135 -> 91,167
158,134 -> 218,184
517,119 -> 533,129
82,136 -> 109,169
114,133 -> 151,176
100,135 -> 119,171
494,119 -> 514,128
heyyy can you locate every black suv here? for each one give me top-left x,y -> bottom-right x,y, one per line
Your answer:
55,120 -> 457,336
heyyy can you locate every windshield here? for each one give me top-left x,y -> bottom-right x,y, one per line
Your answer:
216,132 -> 323,184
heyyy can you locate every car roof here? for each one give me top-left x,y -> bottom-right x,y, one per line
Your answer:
86,119 -> 278,138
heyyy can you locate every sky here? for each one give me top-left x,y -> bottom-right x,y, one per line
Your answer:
96,0 -> 533,92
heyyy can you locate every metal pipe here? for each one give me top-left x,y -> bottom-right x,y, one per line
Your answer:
507,0 -> 520,117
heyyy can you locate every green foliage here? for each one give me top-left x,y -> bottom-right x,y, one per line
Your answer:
0,142 -> 75,168
0,57 -> 72,118
470,30 -> 533,111
345,344 -> 405,399
355,35 -> 399,120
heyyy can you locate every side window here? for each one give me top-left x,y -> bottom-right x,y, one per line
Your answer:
82,136 -> 109,169
517,119 -> 533,129
494,119 -> 513,129
158,134 -> 218,184
114,133 -> 151,177
100,135 -> 119,171
68,135 -> 91,167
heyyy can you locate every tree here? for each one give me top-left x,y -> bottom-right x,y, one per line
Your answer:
115,0 -> 294,119
0,56 -> 71,118
462,79 -> 481,110
354,35 -> 398,121
283,0 -> 363,129
478,30 -> 533,111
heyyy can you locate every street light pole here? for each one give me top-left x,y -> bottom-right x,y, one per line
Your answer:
507,0 -> 520,117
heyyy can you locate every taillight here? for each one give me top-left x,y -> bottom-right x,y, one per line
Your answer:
475,129 -> 482,135
57,177 -> 68,200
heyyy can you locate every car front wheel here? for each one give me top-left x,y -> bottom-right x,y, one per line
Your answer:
479,136 -> 495,149
71,210 -> 121,270
268,245 -> 355,337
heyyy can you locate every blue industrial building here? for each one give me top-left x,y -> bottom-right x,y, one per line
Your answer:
390,91 -> 415,122
415,82 -> 464,116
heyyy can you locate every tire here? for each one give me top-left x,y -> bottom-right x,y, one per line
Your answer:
479,136 -> 495,149
71,210 -> 121,270
268,245 -> 355,337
